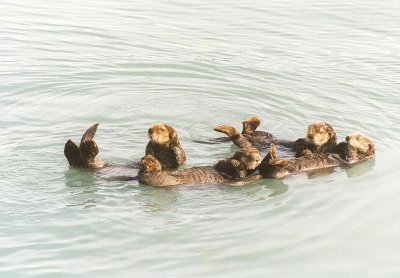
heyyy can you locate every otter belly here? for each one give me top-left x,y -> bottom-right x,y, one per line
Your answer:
139,166 -> 226,187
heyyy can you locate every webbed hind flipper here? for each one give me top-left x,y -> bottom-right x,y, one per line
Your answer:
80,139 -> 99,161
214,125 -> 252,148
214,125 -> 239,138
64,139 -> 84,167
80,123 -> 99,144
242,117 -> 261,133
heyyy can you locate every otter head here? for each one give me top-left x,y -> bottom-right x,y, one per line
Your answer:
346,133 -> 375,158
242,117 -> 261,134
140,155 -> 162,174
307,122 -> 337,148
232,147 -> 261,170
148,123 -> 179,147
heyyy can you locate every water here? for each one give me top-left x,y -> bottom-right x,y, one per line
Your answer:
1,0 -> 400,276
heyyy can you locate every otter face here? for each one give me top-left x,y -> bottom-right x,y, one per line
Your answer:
346,133 -> 375,156
148,123 -> 179,147
140,155 -> 162,173
233,147 -> 261,170
307,122 -> 336,147
242,116 -> 261,133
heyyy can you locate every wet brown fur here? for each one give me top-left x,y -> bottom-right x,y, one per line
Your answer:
64,123 -> 107,169
294,122 -> 337,157
214,147 -> 261,180
343,133 -> 375,163
241,117 -> 276,146
145,123 -> 186,169
214,125 -> 253,149
138,155 -> 226,186
139,146 -> 261,186
260,133 -> 375,179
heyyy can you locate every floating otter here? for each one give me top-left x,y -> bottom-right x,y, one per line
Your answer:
344,133 -> 375,164
138,155 -> 226,186
293,122 -> 337,157
64,123 -> 186,171
259,133 -> 375,179
214,146 -> 261,180
145,123 -> 186,169
138,146 -> 261,187
64,123 -> 108,169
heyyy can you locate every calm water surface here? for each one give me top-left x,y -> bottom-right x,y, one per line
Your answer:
1,0 -> 400,277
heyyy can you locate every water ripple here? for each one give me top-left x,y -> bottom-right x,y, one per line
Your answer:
1,0 -> 400,277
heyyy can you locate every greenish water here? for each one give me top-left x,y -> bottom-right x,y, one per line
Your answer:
1,0 -> 400,277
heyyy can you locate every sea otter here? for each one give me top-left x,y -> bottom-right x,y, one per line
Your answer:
214,146 -> 261,179
240,116 -> 277,147
259,133 -> 375,179
293,122 -> 337,157
145,123 -> 186,169
138,146 -> 261,187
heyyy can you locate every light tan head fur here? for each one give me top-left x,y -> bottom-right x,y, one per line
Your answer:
140,155 -> 162,174
232,147 -> 261,170
346,133 -> 375,157
148,123 -> 179,147
307,122 -> 337,147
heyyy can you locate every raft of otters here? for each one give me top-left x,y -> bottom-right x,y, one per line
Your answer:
64,117 -> 375,186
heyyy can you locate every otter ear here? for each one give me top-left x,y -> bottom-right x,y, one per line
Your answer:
164,125 -> 179,147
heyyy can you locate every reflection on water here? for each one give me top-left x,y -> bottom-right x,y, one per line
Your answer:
64,167 -> 96,188
266,178 -> 290,197
345,157 -> 376,178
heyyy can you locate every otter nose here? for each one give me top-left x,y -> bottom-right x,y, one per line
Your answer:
148,128 -> 153,135
346,136 -> 350,141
